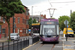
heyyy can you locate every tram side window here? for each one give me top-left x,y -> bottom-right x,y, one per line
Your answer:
40,25 -> 43,35
57,25 -> 59,35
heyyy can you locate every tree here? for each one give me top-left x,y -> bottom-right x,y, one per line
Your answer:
28,18 -> 32,29
70,12 -> 75,32
0,0 -> 25,40
60,21 -> 65,30
33,19 -> 37,23
58,15 -> 70,30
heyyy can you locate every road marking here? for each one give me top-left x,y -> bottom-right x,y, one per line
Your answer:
63,41 -> 75,50
35,44 -> 44,50
23,41 -> 40,50
64,45 -> 71,46
63,49 -> 75,50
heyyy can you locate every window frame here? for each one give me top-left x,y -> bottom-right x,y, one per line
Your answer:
18,18 -> 20,23
2,29 -> 5,34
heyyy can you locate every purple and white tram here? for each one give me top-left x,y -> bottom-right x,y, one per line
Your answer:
40,18 -> 59,42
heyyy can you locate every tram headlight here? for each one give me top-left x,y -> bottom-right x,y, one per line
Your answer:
43,36 -> 46,38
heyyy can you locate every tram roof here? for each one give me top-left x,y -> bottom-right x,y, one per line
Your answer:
32,23 -> 40,25
41,18 -> 58,22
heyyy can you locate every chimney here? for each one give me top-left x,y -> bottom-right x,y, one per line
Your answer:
44,15 -> 46,19
40,14 -> 43,17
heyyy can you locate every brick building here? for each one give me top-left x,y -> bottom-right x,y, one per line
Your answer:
0,5 -> 29,38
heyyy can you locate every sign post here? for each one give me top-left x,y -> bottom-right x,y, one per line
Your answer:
64,20 -> 69,41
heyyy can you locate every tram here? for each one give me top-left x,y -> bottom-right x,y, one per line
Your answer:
31,23 -> 40,36
40,18 -> 59,42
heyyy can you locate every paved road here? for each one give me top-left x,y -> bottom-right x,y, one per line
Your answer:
25,41 -> 63,50
23,36 -> 75,50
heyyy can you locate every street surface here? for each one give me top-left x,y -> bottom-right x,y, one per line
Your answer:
23,36 -> 75,50
0,36 -> 32,50
0,35 -> 75,50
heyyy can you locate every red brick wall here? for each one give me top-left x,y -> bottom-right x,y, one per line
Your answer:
1,7 -> 29,38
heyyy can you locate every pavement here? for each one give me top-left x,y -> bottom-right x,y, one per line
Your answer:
0,38 -> 7,42
0,36 -> 31,42
60,37 -> 75,50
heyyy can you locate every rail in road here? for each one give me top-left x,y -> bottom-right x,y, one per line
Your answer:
24,37 -> 75,50
24,41 -> 63,50
35,44 -> 56,50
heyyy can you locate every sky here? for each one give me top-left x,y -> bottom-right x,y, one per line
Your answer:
21,0 -> 75,19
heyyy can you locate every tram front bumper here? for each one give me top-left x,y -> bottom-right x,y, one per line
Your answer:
40,37 -> 59,42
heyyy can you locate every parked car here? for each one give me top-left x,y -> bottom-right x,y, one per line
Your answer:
8,33 -> 20,40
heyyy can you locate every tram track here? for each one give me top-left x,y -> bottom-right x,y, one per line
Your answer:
51,44 -> 55,50
35,43 -> 56,50
35,44 -> 44,50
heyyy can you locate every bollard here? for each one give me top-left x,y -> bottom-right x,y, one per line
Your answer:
23,38 -> 25,47
20,40 -> 22,50
2,42 -> 4,50
8,41 -> 9,50
21,39 -> 23,49
13,40 -> 14,50
17,40 -> 18,50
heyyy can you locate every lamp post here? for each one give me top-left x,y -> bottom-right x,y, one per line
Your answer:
13,16 -> 14,33
32,6 -> 33,23
31,6 -> 37,22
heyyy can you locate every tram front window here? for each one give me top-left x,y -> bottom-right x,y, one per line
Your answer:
43,25 -> 55,35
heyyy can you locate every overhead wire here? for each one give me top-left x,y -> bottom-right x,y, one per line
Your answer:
50,1 -> 75,3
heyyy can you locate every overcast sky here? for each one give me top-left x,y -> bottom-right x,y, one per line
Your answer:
21,0 -> 75,19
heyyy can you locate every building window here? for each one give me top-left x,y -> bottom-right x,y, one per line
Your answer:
3,18 -> 5,23
14,17 -> 15,23
26,10 -> 29,16
26,20 -> 28,25
26,29 -> 28,33
0,16 -> 1,20
2,29 -> 5,34
18,18 -> 20,23
0,25 -> 1,34
18,29 -> 19,34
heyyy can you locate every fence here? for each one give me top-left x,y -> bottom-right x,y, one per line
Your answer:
32,36 -> 39,44
0,36 -> 39,50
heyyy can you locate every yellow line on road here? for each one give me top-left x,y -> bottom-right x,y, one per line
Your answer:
63,49 -> 75,50
23,41 -> 40,50
64,45 -> 71,46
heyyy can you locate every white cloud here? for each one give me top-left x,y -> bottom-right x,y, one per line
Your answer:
21,0 -> 75,19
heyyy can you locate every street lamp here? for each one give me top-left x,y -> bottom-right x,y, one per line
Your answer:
13,16 -> 14,33
31,6 -> 37,22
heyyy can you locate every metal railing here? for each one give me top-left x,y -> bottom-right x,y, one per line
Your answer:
32,36 -> 39,44
0,36 -> 39,50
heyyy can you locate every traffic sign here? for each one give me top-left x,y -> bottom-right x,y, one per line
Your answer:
64,20 -> 69,25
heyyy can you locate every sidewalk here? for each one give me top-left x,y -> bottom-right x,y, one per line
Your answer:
0,36 -> 31,42
0,38 -> 7,42
63,41 -> 75,50
60,37 -> 75,50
